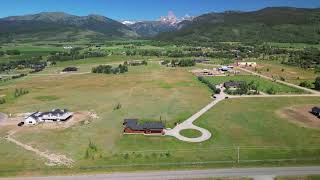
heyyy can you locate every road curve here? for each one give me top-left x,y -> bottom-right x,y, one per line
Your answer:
165,86 -> 226,142
1,166 -> 320,180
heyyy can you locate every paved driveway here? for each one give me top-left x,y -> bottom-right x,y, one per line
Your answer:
165,86 -> 227,142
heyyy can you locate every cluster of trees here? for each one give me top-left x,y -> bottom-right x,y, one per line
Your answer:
92,64 -> 128,74
12,73 -> 27,79
0,49 -> 21,56
0,59 -> 46,72
162,59 -> 195,67
47,50 -> 105,62
197,77 -> 221,94
225,81 -> 260,95
14,88 -> 29,98
283,48 -> 320,69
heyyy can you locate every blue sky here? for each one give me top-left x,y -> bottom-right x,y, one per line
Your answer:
1,0 -> 320,20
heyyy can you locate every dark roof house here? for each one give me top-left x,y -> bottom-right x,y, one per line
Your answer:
123,119 -> 165,134
62,67 -> 78,72
224,81 -> 245,89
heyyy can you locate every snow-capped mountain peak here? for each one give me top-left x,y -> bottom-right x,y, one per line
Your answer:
122,20 -> 136,25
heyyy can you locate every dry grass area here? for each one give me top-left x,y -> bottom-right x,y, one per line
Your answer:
277,104 -> 320,129
247,61 -> 316,86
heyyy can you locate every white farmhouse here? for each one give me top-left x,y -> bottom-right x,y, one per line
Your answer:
24,109 -> 73,125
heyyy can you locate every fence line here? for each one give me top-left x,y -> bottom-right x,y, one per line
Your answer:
118,146 -> 320,154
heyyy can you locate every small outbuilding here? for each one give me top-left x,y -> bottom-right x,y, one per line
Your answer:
123,119 -> 165,135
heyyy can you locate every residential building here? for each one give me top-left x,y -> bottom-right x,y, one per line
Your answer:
224,81 -> 245,89
123,119 -> 165,135
24,109 -> 73,125
237,61 -> 257,67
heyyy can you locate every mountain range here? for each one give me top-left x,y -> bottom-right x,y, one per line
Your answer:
0,12 -> 138,43
155,7 -> 320,43
1,7 -> 320,43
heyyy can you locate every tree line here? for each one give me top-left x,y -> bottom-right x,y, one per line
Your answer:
92,64 -> 128,74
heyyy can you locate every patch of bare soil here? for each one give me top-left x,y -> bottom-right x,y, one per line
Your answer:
3,111 -> 99,130
277,104 -> 320,129
36,111 -> 96,130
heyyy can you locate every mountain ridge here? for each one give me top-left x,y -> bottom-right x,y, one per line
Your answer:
155,7 -> 320,43
0,12 -> 138,43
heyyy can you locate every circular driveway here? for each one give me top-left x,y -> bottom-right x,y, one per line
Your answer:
165,86 -> 226,143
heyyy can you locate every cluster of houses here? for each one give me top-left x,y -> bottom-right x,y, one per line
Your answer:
24,109 -> 73,125
123,119 -> 165,135
311,107 -> 320,118
236,61 -> 257,67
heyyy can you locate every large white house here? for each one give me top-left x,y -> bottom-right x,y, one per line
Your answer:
24,109 -> 73,125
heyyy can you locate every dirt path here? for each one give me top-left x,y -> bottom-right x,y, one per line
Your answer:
5,130 -> 74,167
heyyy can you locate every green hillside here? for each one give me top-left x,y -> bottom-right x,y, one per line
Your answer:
156,7 -> 320,43
0,12 -> 138,43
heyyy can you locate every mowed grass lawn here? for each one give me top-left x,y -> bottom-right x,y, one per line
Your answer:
0,61 -> 320,175
204,75 -> 305,94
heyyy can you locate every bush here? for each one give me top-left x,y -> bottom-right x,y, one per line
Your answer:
266,87 -> 276,94
197,77 -> 220,94
315,77 -> 320,90
6,49 -> 20,55
0,98 -> 5,104
14,88 -> 29,98
299,81 -> 312,88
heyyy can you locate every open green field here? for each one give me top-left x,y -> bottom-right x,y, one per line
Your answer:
0,46 -> 319,176
266,42 -> 320,50
204,75 -> 305,94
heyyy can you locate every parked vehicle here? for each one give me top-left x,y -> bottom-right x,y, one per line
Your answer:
17,122 -> 24,126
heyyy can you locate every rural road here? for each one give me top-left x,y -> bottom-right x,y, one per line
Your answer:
1,166 -> 320,180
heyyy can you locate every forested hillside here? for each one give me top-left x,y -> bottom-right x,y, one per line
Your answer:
156,7 -> 320,44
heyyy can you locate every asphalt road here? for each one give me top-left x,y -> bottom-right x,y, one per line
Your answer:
1,167 -> 320,180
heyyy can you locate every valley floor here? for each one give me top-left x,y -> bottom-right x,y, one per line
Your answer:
0,58 -> 319,177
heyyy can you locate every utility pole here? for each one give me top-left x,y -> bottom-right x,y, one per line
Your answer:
237,146 -> 240,164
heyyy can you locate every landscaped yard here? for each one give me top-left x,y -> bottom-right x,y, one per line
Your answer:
204,75 -> 305,94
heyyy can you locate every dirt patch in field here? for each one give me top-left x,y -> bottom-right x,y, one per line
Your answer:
277,104 -> 320,129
